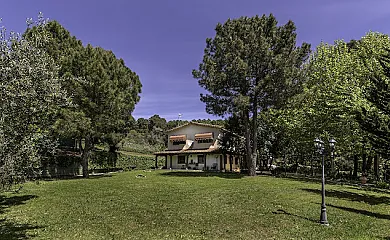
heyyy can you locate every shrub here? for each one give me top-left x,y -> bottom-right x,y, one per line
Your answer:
376,181 -> 390,189
89,151 -> 165,171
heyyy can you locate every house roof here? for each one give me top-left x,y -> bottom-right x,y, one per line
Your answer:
167,121 -> 223,133
154,148 -> 220,156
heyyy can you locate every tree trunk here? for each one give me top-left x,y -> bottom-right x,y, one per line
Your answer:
109,144 -> 117,153
362,153 -> 367,176
367,155 -> 373,175
353,155 -> 358,179
244,110 -> 253,175
249,86 -> 258,177
81,136 -> 93,178
284,154 -> 288,177
374,154 -> 379,181
79,138 -> 83,153
310,152 -> 314,176
108,145 -> 118,168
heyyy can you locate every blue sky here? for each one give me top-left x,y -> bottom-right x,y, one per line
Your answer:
2,0 -> 390,120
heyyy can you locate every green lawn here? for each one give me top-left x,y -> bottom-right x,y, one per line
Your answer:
1,171 -> 389,239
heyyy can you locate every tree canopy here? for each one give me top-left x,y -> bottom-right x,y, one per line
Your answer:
25,20 -> 142,177
358,51 -> 390,156
0,15 -> 67,187
193,14 -> 310,175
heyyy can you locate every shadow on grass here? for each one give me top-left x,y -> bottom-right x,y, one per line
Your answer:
159,171 -> 245,179
0,195 -> 37,214
272,209 -> 318,223
0,194 -> 43,239
302,188 -> 390,205
328,204 -> 390,220
280,175 -> 365,186
40,173 -> 114,182
282,176 -> 322,184
0,218 -> 41,239
345,185 -> 390,195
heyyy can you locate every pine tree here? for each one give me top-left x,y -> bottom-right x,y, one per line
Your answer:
25,21 -> 142,177
193,14 -> 310,175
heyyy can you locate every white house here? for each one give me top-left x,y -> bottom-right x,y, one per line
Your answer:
154,122 -> 241,171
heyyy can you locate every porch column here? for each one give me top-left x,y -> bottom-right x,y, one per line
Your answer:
186,155 -> 189,168
220,155 -> 223,171
165,155 -> 167,168
170,155 -> 173,169
155,155 -> 158,169
204,154 -> 207,171
224,154 -> 227,171
229,155 -> 233,172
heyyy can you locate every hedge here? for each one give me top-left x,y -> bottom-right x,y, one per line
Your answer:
89,151 -> 164,171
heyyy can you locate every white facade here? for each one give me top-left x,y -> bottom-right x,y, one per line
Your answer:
168,124 -> 222,151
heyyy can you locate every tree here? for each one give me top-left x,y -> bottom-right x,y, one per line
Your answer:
358,52 -> 390,156
193,14 -> 310,175
25,21 -> 142,177
0,15 -> 67,188
275,32 -> 390,179
136,118 -> 149,132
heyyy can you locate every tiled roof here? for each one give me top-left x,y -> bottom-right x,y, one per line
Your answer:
154,148 -> 220,156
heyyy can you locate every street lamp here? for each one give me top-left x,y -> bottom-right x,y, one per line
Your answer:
329,138 -> 336,177
314,137 -> 335,226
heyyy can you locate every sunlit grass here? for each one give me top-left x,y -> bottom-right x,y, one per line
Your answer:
1,171 -> 389,239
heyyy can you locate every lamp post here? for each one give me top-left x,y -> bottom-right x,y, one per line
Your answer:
329,138 -> 336,177
314,137 -> 333,226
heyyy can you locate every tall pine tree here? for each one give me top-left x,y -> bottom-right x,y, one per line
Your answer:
193,14 -> 310,175
25,21 -> 142,177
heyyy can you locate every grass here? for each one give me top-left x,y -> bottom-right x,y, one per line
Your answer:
1,171 -> 390,239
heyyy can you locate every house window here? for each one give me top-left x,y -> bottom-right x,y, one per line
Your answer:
235,157 -> 239,165
197,138 -> 213,144
198,155 -> 205,164
178,156 -> 186,164
173,140 -> 186,145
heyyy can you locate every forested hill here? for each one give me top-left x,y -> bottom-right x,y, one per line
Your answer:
119,115 -> 225,154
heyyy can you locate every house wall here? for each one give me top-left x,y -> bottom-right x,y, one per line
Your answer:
168,124 -> 222,150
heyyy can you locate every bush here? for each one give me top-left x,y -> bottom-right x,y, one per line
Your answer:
376,181 -> 390,189
40,153 -> 82,178
116,154 -> 164,170
89,151 -> 118,170
89,151 -> 165,171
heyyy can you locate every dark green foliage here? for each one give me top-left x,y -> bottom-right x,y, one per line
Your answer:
121,115 -> 169,154
193,14 -> 310,175
89,151 -> 164,170
0,15 -> 67,189
190,119 -> 226,126
166,120 -> 189,130
24,21 -> 142,177
136,118 -> 149,132
358,52 -> 390,156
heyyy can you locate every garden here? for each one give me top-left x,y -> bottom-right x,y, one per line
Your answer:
1,171 -> 389,239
